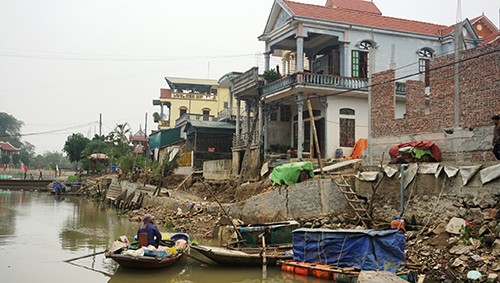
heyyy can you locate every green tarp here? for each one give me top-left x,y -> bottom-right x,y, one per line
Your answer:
270,161 -> 314,185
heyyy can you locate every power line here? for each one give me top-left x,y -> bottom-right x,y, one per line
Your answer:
0,122 -> 98,139
0,50 -> 258,62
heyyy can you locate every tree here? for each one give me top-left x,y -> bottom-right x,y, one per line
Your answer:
0,112 -> 24,148
113,123 -> 131,145
63,133 -> 90,164
19,142 -> 36,166
1,155 -> 10,165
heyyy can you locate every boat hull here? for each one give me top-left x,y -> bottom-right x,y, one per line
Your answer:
105,252 -> 183,269
190,245 -> 292,266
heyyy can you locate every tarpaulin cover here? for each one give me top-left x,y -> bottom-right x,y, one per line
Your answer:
270,161 -> 314,185
389,140 -> 441,162
292,228 -> 406,272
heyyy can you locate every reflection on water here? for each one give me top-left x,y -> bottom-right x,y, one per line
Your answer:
0,191 -> 328,283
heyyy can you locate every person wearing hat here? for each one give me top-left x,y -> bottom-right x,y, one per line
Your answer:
137,214 -> 162,248
492,115 -> 500,160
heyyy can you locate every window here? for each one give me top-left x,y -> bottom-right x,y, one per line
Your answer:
179,107 -> 187,118
352,50 -> 368,78
202,109 -> 210,121
418,48 -> 433,87
339,108 -> 355,115
339,118 -> 355,147
223,101 -> 229,109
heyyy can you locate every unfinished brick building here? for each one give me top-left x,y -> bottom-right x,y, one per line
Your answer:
370,41 -> 500,162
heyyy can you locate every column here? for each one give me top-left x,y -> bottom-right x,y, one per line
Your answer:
295,36 -> 305,72
342,42 -> 350,77
321,98 -> 328,158
263,108 -> 269,152
258,100 -> 263,146
236,98 -> 241,137
297,92 -> 304,159
264,52 -> 271,72
246,102 -> 251,135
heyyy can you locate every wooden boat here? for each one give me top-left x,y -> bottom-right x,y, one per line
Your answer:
190,244 -> 293,266
105,233 -> 189,269
105,251 -> 183,269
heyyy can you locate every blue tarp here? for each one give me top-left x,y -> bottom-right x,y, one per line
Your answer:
292,228 -> 406,272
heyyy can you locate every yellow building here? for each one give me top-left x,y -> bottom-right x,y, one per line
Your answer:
154,77 -> 233,130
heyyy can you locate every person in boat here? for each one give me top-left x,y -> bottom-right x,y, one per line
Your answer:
137,214 -> 162,248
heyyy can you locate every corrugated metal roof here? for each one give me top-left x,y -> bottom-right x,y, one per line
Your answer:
165,77 -> 218,86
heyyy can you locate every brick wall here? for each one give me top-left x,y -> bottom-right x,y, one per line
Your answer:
371,41 -> 500,161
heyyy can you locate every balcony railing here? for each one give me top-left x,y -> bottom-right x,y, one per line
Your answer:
158,120 -> 170,128
261,72 -> 368,97
171,92 -> 216,100
232,131 -> 259,148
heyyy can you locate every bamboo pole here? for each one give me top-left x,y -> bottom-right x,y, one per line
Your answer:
64,251 -> 105,263
306,99 -> 323,174
201,180 -> 245,245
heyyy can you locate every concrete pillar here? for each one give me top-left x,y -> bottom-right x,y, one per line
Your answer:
264,52 -> 271,72
246,103 -> 251,135
263,109 -> 269,151
236,98 -> 241,137
258,100 -> 263,147
296,37 -> 305,72
321,98 -> 328,157
297,92 -> 304,159
342,42 -> 350,77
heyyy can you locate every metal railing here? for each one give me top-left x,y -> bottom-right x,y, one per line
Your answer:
261,72 -> 368,96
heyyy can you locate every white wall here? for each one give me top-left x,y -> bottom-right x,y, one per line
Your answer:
326,96 -> 369,159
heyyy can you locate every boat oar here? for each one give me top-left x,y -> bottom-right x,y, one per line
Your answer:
64,251 -> 106,263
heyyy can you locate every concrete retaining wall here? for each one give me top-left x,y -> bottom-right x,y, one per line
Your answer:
203,159 -> 232,180
225,179 -> 350,223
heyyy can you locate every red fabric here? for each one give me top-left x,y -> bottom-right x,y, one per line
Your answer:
389,140 -> 441,161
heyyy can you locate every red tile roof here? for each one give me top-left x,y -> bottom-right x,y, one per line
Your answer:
283,0 -> 449,36
482,31 -> 500,45
0,141 -> 20,152
326,0 -> 381,15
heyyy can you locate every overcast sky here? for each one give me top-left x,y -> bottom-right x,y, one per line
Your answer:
1,0 -> 499,155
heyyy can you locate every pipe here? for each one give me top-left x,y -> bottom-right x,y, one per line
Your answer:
400,164 -> 408,215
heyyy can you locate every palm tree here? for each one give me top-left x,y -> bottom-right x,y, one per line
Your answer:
113,123 -> 131,145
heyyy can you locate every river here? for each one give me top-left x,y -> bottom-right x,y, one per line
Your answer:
0,191 -> 327,283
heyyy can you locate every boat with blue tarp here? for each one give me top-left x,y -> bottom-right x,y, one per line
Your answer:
280,228 -> 417,282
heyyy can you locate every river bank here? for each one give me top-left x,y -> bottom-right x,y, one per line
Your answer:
76,164 -> 499,282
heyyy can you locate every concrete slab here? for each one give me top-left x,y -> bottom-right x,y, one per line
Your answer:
314,159 -> 362,173
357,271 -> 408,283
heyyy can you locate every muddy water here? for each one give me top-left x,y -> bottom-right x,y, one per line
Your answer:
0,191 -> 327,283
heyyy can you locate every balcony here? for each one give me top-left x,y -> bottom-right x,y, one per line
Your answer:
261,72 -> 369,97
171,92 -> 216,100
232,131 -> 260,148
158,119 -> 170,129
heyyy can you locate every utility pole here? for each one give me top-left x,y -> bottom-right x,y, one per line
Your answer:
99,113 -> 102,137
453,0 -> 462,128
144,112 -> 149,159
